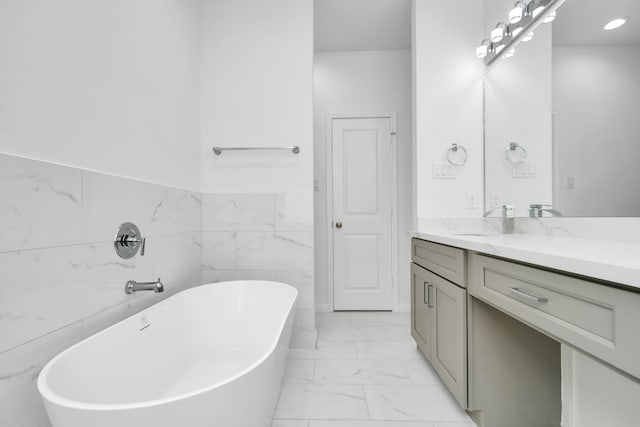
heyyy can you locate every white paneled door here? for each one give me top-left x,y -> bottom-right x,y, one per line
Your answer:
332,117 -> 393,310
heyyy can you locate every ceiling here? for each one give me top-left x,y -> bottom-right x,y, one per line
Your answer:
314,0 -> 411,52
553,0 -> 640,46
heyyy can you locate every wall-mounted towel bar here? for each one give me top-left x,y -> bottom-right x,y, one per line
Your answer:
212,146 -> 300,155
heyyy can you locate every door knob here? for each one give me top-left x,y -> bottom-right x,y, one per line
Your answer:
335,222 -> 343,229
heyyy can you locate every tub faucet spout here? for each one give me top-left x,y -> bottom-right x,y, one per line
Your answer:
125,278 -> 164,294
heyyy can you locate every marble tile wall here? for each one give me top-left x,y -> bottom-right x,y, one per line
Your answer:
201,192 -> 316,348
0,154 -> 202,427
0,153 -> 317,426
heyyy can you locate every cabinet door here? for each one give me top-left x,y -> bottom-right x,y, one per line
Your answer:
411,263 -> 432,360
562,345 -> 640,427
431,273 -> 467,408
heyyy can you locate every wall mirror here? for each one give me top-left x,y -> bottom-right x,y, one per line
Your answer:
484,0 -> 640,217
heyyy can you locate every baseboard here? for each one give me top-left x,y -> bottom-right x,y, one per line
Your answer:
315,304 -> 332,313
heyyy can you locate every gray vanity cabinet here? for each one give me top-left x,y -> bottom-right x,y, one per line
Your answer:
411,262 -> 432,358
467,252 -> 640,427
468,253 -> 640,380
411,239 -> 467,408
411,236 -> 640,427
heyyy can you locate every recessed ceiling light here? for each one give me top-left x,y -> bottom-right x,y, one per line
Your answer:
604,18 -> 627,31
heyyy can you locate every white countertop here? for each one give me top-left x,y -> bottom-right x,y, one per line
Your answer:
413,229 -> 640,291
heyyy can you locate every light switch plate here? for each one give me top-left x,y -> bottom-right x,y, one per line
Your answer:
512,162 -> 536,178
432,162 -> 456,179
490,192 -> 501,209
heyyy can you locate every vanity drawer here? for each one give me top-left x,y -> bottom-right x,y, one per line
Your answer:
411,239 -> 466,287
469,253 -> 640,379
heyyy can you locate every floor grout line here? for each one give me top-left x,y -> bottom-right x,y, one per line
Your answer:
275,313 -> 474,427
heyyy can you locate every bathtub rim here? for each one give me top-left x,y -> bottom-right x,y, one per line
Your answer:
37,280 -> 298,412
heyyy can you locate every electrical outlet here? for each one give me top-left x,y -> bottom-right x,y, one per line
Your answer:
467,192 -> 479,209
490,192 -> 501,209
567,176 -> 575,190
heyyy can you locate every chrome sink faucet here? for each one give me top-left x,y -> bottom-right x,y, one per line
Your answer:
501,204 -> 515,234
529,204 -> 562,218
484,204 -> 515,234
125,278 -> 164,294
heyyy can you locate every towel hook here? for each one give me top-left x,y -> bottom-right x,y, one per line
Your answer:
446,143 -> 468,166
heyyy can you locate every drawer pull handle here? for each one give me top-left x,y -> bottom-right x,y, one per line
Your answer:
422,282 -> 434,307
509,287 -> 548,305
428,284 -> 434,308
423,282 -> 430,305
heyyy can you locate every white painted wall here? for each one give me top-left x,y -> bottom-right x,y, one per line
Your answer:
484,26 -> 553,214
0,3 -> 203,424
413,0 -> 485,220
314,50 -> 412,311
553,45 -> 640,217
198,0 -> 315,346
0,0 -> 201,190
199,0 -> 313,194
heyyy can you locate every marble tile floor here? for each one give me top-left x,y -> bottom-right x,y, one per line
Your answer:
273,312 -> 477,427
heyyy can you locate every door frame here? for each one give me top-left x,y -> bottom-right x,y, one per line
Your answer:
325,112 -> 398,311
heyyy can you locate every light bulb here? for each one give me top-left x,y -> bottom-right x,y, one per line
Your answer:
532,5 -> 545,17
509,1 -> 525,24
543,11 -> 556,23
491,23 -> 507,43
476,39 -> 491,59
604,18 -> 627,30
476,45 -> 488,58
495,44 -> 506,54
505,49 -> 516,58
491,27 -> 504,43
512,26 -> 523,37
522,31 -> 534,42
531,0 -> 554,18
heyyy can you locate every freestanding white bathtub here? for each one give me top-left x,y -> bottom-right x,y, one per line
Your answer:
37,281 -> 298,427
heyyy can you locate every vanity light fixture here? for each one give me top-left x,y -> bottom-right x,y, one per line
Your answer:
542,11 -> 557,23
604,18 -> 627,30
511,25 -> 524,38
477,0 -> 560,64
531,0 -> 552,18
509,1 -> 526,24
532,5 -> 544,17
476,39 -> 492,58
491,22 -> 509,43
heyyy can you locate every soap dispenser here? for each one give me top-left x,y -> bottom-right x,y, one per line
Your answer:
502,204 -> 515,234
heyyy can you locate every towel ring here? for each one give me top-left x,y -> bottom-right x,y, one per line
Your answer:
505,142 -> 527,165
446,143 -> 468,166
